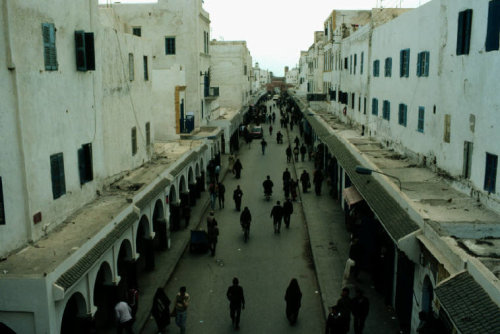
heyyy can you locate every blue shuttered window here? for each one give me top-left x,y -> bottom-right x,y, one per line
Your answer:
354,54 -> 357,74
398,104 -> 407,127
165,37 -> 176,55
372,98 -> 378,116
484,153 -> 498,193
486,0 -> 500,52
143,56 -> 149,81
382,100 -> 390,121
75,31 -> 95,71
78,143 -> 93,185
350,55 -> 352,74
418,107 -> 425,133
417,51 -> 430,77
373,60 -> 380,77
400,49 -> 410,77
457,9 -> 473,55
50,153 -> 66,199
385,57 -> 392,77
42,23 -> 57,71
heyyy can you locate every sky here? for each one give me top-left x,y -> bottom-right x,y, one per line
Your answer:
100,0 -> 431,76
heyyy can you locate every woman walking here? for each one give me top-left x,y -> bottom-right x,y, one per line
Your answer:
284,278 -> 302,325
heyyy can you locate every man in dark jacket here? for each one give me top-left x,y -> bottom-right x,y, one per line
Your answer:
233,185 -> 243,211
218,182 -> 225,209
270,201 -> 284,234
300,170 -> 310,193
227,277 -> 245,330
336,287 -> 352,334
313,169 -> 324,196
283,198 -> 293,228
325,305 -> 343,334
352,288 -> 369,334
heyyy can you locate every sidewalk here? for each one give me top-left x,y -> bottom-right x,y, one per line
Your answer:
286,128 -> 401,333
132,155 -> 231,333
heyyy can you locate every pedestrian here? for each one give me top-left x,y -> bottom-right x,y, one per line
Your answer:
233,185 -> 243,211
325,305 -> 343,334
226,277 -> 245,330
276,131 -> 283,144
207,216 -> 219,256
128,288 -> 139,319
300,144 -> 307,162
336,287 -> 352,334
286,145 -> 292,163
293,146 -> 299,162
313,169 -> 324,195
282,168 -> 291,184
218,182 -> 225,209
240,207 -> 252,240
269,125 -> 273,136
270,201 -> 284,234
349,237 -> 362,280
173,287 -> 190,334
352,288 -> 369,334
284,278 -> 302,325
300,170 -> 310,193
294,136 -> 300,147
208,182 -> 217,210
115,297 -> 134,334
182,205 -> 191,229
272,112 -> 276,123
261,138 -> 268,155
233,159 -> 243,179
283,198 -> 293,228
151,288 -> 171,334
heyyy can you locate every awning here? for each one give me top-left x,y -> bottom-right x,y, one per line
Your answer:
343,186 -> 363,208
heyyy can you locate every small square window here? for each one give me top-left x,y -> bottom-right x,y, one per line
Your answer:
165,37 -> 176,55
132,27 -> 141,37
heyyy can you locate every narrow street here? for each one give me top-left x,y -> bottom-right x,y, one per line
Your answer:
142,101 -> 325,333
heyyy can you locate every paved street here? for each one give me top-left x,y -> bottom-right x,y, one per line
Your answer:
141,100 -> 400,334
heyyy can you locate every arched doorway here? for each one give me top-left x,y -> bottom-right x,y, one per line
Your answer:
136,216 -> 154,272
200,159 -> 206,191
169,185 -> 181,232
60,292 -> 87,334
93,262 -> 115,330
152,199 -> 167,250
117,239 -> 136,289
179,175 -> 189,209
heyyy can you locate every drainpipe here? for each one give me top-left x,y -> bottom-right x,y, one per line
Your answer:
2,0 -> 33,241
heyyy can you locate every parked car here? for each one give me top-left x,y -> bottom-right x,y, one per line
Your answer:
250,126 -> 263,139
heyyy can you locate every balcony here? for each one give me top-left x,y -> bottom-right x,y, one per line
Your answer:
204,86 -> 219,100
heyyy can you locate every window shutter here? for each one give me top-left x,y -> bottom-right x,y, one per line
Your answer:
463,10 -> 472,54
75,31 -> 86,71
84,33 -> 95,71
51,153 -> 65,199
42,23 -> 57,70
424,51 -> 430,76
457,11 -> 465,55
48,24 -> 57,70
485,1 -> 500,52
417,52 -> 422,76
400,50 -> 404,77
405,49 -> 410,77
78,147 -> 85,185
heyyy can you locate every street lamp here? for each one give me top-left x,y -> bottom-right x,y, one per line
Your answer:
355,165 -> 402,191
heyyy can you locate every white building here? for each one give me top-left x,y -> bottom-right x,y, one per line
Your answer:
297,1 -> 500,333
285,67 -> 299,87
0,1 -> 221,332
252,62 -> 271,92
107,0 -> 217,138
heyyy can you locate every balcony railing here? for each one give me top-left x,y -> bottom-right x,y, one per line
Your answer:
204,86 -> 219,99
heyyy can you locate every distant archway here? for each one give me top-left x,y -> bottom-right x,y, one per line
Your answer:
152,199 -> 167,250
136,216 -> 154,272
421,275 -> 433,313
93,262 -> 114,330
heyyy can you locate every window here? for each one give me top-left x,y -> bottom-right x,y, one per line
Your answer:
358,96 -> 361,111
344,57 -> 348,69
364,97 -> 367,114
382,100 -> 390,120
485,0 -> 500,52
373,60 -> 380,77
463,141 -> 473,179
484,153 -> 498,193
400,49 -> 410,77
128,53 -> 134,81
457,9 -> 473,55
131,127 -> 137,155
444,114 -> 451,143
418,106 -> 425,132
417,51 -> 430,77
50,153 -> 66,199
372,98 -> 378,116
360,52 -> 364,74
351,93 -> 355,109
132,27 -> 141,37
78,143 -> 93,185
75,31 -> 95,71
354,54 -> 357,74
398,104 -> 407,126
350,55 -> 352,74
143,56 -> 148,81
42,23 -> 57,71
146,122 -> 151,147
385,57 -> 392,77
244,65 -> 247,76
165,37 -> 176,55
0,177 -> 4,225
